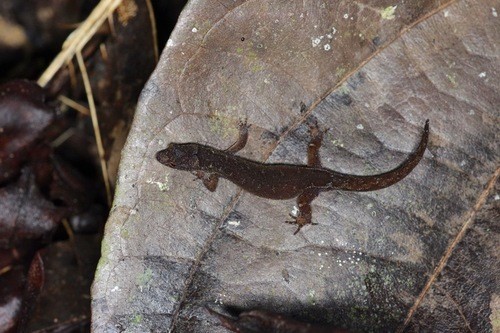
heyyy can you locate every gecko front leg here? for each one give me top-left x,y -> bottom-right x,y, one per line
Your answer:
225,119 -> 250,153
195,119 -> 250,191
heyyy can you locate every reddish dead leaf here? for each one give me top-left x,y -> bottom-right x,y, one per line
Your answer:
0,80 -> 54,184
17,252 -> 45,332
45,155 -> 93,213
0,167 -> 66,248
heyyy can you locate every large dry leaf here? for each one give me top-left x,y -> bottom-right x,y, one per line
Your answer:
92,0 -> 499,332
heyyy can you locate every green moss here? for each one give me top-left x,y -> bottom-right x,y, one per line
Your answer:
335,67 -> 347,79
136,268 -> 154,287
307,289 -> 317,305
131,314 -> 142,324
446,73 -> 458,87
94,237 -> 111,275
251,63 -> 264,72
337,85 -> 350,95
381,6 -> 397,20
208,111 -> 237,139
120,227 -> 130,239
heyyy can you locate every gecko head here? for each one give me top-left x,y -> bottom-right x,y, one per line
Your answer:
156,143 -> 200,170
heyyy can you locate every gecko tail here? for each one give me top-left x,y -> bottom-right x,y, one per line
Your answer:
333,120 -> 429,191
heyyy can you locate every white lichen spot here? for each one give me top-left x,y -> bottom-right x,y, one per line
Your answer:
444,10 -> 450,17
356,124 -> 364,130
111,286 -> 121,292
300,13 -> 304,18
318,253 -> 322,257
381,5 -> 397,20
291,206 -> 299,216
312,37 -> 322,47
468,109 -> 475,115
460,160 -> 467,167
479,72 -> 486,78
166,39 -> 173,47
312,27 -> 336,48
343,13 -> 349,19
492,7 -> 498,17
494,194 -> 499,201
191,27 -> 198,33
264,78 -> 271,84
227,220 -> 240,227
147,177 -> 169,192
130,209 -> 138,215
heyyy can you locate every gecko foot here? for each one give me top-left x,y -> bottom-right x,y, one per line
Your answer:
225,118 -> 251,154
285,215 -> 316,235
192,171 -> 218,192
285,219 -> 304,235
307,119 -> 329,140
238,117 -> 250,131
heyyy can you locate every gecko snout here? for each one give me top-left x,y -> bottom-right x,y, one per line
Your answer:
155,148 -> 173,167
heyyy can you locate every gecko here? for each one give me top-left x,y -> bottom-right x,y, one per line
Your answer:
156,119 -> 429,234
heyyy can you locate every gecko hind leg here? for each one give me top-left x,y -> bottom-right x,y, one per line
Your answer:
285,188 -> 320,235
285,120 -> 326,234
